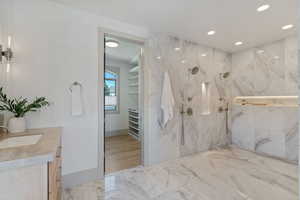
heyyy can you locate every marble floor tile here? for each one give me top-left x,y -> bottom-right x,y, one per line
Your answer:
63,146 -> 298,200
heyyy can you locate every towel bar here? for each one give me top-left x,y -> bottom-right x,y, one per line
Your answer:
69,82 -> 82,92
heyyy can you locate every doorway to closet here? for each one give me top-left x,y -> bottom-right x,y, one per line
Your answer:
104,34 -> 144,174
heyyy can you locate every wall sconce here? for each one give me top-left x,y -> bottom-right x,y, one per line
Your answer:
200,82 -> 211,115
1,36 -> 13,73
0,36 -> 13,63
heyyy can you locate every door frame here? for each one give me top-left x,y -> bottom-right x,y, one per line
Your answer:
97,28 -> 148,178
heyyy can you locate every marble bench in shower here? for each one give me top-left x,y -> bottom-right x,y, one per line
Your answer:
231,96 -> 299,163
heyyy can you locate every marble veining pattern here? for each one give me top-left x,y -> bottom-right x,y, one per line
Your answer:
145,36 -> 231,163
231,36 -> 299,162
63,147 -> 298,200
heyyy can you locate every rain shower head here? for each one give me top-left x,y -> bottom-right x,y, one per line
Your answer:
190,66 -> 199,75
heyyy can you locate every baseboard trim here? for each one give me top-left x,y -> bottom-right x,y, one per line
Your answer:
62,168 -> 101,189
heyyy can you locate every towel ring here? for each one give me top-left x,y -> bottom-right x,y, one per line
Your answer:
69,81 -> 82,92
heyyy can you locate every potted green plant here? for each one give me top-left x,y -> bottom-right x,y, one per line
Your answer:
0,87 -> 50,133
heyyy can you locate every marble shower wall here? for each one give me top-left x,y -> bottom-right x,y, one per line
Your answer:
231,36 -> 299,162
145,36 -> 231,164
232,37 -> 298,97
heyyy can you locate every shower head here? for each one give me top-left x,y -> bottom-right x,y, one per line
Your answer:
223,72 -> 230,78
220,72 -> 230,79
190,66 -> 199,75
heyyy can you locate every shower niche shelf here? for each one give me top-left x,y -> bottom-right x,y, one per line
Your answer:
233,96 -> 299,107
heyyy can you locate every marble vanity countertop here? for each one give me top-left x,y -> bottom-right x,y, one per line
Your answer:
0,127 -> 62,171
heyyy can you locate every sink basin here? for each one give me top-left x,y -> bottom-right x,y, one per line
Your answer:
0,134 -> 42,149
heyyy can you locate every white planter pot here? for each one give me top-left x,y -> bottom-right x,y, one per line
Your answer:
8,117 -> 26,133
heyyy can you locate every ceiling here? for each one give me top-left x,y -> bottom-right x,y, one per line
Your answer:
51,0 -> 297,52
105,36 -> 141,64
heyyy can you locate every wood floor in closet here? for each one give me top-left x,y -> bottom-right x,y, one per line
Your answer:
105,134 -> 141,174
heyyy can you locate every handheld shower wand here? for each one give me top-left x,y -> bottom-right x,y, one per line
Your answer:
180,104 -> 185,145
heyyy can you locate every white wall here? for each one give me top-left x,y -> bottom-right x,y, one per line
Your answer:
7,0 -> 148,175
105,58 -> 131,134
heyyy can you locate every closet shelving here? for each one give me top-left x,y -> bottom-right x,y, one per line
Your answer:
129,83 -> 139,87
128,75 -> 139,80
129,66 -> 139,73
128,109 -> 140,140
128,54 -> 140,140
128,65 -> 139,95
128,92 -> 139,95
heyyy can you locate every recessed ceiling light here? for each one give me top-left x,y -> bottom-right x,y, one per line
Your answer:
201,54 -> 207,57
156,56 -> 161,60
207,30 -> 216,36
235,41 -> 243,46
174,47 -> 181,51
282,24 -> 294,30
181,60 -> 186,64
257,50 -> 265,54
274,56 -> 280,59
105,39 -> 119,48
257,4 -> 270,12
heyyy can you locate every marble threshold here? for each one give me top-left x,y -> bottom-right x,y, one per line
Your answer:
63,146 -> 298,200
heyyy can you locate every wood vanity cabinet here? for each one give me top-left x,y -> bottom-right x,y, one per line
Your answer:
0,146 -> 62,200
48,145 -> 62,200
0,128 -> 62,200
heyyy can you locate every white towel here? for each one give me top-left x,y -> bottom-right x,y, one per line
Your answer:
71,85 -> 83,116
160,72 -> 175,128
